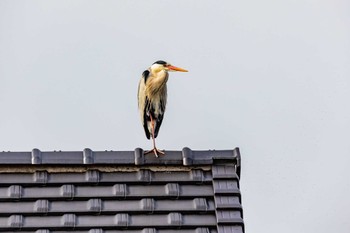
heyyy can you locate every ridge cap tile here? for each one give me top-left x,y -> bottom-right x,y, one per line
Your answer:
0,148 -> 239,166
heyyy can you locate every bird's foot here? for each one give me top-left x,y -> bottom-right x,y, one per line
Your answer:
144,148 -> 165,158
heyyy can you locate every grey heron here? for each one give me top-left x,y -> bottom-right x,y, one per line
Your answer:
138,60 -> 188,157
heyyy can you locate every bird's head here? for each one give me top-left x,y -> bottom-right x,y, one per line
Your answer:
151,60 -> 188,73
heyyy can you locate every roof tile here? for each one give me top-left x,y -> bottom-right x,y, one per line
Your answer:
115,213 -> 129,227
87,198 -> 102,213
7,185 -> 22,199
34,199 -> 50,213
62,214 -> 76,227
34,171 -> 49,184
60,184 -> 75,199
8,215 -> 23,228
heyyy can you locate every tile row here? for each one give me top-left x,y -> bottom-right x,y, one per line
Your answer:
0,169 -> 215,185
0,198 -> 219,215
0,196 -> 242,215
0,213 -> 226,229
0,228 -> 223,233
0,181 -> 240,200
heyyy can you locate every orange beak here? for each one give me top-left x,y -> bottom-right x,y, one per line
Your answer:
167,65 -> 188,72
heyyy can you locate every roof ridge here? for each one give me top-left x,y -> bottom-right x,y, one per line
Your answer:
0,147 -> 241,168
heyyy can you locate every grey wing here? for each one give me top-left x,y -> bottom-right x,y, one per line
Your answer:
138,70 -> 151,139
153,85 -> 167,138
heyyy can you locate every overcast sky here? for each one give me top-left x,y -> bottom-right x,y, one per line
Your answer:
1,1 -> 349,232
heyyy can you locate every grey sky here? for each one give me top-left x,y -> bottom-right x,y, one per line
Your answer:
1,0 -> 349,232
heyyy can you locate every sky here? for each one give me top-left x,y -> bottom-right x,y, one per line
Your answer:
0,0 -> 349,232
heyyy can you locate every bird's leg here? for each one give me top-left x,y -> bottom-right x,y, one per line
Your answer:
144,114 -> 165,157
150,118 -> 165,157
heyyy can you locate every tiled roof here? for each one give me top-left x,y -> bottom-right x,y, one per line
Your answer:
0,147 -> 244,233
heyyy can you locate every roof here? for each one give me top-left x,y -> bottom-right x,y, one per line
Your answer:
0,147 -> 244,233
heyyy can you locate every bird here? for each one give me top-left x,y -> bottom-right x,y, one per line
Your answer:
138,60 -> 188,157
